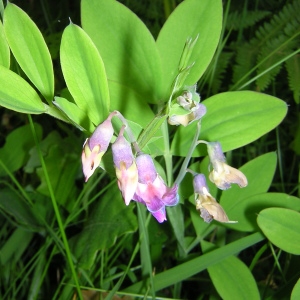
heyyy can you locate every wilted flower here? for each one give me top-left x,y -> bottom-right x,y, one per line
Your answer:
168,86 -> 206,127
207,142 -> 248,190
132,153 -> 179,223
112,126 -> 138,205
82,116 -> 114,182
192,173 -> 237,223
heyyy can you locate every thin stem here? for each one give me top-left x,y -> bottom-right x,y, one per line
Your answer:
174,121 -> 202,185
161,120 -> 173,185
113,110 -> 141,153
0,159 -> 33,206
27,115 -> 83,300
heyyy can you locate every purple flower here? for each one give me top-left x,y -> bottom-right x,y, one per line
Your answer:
192,173 -> 236,223
82,116 -> 114,182
132,153 -> 179,223
207,142 -> 248,190
112,126 -> 138,205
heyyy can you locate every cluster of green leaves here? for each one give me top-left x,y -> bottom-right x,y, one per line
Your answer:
0,0 -> 299,299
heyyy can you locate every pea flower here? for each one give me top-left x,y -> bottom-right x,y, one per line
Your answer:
112,126 -> 138,205
132,153 -> 179,223
207,142 -> 248,190
168,86 -> 206,127
192,173 -> 237,223
82,116 -> 114,182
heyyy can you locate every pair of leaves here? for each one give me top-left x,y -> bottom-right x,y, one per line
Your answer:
1,3 -> 110,128
81,0 -> 222,114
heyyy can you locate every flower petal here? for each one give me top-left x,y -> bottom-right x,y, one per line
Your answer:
151,206 -> 167,223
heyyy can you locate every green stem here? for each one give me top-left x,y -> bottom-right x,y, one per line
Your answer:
0,158 -> 33,206
174,121 -> 202,185
27,115 -> 83,300
161,120 -> 173,185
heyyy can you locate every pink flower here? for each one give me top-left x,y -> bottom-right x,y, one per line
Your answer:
112,126 -> 138,205
192,173 -> 237,223
81,116 -> 114,182
132,153 -> 179,223
207,142 -> 248,190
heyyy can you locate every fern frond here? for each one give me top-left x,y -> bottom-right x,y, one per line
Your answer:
286,54 -> 300,104
226,10 -> 271,31
232,0 -> 300,90
208,51 -> 234,94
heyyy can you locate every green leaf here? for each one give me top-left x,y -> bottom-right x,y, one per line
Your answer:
0,65 -> 46,114
227,193 -> 300,233
0,20 -> 10,68
156,0 -> 222,99
291,279 -> 300,300
202,241 -> 260,300
109,81 -> 155,128
221,152 -> 277,213
257,207 -> 300,255
60,22 -> 109,125
172,91 -> 288,157
81,0 -> 162,104
70,185 -> 138,269
123,232 -> 265,293
33,132 -> 81,210
0,227 -> 34,265
53,96 -> 93,132
0,189 -> 41,230
3,3 -> 54,102
0,123 -> 42,177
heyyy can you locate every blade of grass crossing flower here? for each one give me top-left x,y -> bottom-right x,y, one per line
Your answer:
27,115 -> 83,300
137,114 -> 167,151
123,232 -> 265,293
4,3 -> 54,103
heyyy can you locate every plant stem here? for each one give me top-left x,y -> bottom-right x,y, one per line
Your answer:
174,121 -> 202,185
28,115 -> 83,300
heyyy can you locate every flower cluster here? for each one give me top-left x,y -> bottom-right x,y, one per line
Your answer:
81,112 -> 178,223
188,141 -> 248,223
81,107 -> 247,224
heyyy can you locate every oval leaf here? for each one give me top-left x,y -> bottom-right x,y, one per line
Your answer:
201,240 -> 260,300
221,152 -> 277,211
60,23 -> 109,126
4,3 -> 54,102
291,279 -> 300,300
53,97 -> 93,132
257,207 -> 300,255
156,0 -> 222,99
171,91 -> 288,156
0,20 -> 10,67
81,0 -> 163,104
0,65 -> 46,114
225,193 -> 300,232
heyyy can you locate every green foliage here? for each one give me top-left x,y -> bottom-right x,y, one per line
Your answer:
230,0 -> 300,96
60,22 -> 110,129
172,91 -> 287,156
257,208 -> 300,255
0,0 -> 298,299
3,3 -> 54,103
